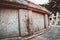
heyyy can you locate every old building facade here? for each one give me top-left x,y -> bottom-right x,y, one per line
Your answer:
0,0 -> 50,39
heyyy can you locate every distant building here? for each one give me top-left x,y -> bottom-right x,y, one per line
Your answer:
49,12 -> 60,26
0,0 -> 50,39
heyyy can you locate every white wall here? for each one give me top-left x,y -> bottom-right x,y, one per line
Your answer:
0,8 -> 46,37
32,12 -> 44,32
19,9 -> 45,36
19,9 -> 29,36
0,9 -> 19,37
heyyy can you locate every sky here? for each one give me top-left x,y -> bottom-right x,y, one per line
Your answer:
28,0 -> 49,5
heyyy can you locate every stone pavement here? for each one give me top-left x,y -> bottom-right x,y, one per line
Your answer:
26,27 -> 60,40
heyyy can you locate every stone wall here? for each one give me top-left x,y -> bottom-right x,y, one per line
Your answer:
0,8 -> 49,39
0,8 -> 19,38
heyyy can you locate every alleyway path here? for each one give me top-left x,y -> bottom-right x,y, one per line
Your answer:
28,27 -> 60,40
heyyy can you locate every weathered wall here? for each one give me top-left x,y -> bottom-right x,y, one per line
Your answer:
45,14 -> 49,27
0,8 -> 49,38
28,11 -> 34,34
19,9 -> 34,36
0,9 -> 19,38
19,9 -> 29,36
32,12 -> 44,32
19,9 -> 45,36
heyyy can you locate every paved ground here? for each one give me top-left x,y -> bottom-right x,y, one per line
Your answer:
27,27 -> 60,40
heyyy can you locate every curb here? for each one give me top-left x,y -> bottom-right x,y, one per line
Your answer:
1,26 -> 51,40
23,26 -> 51,40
